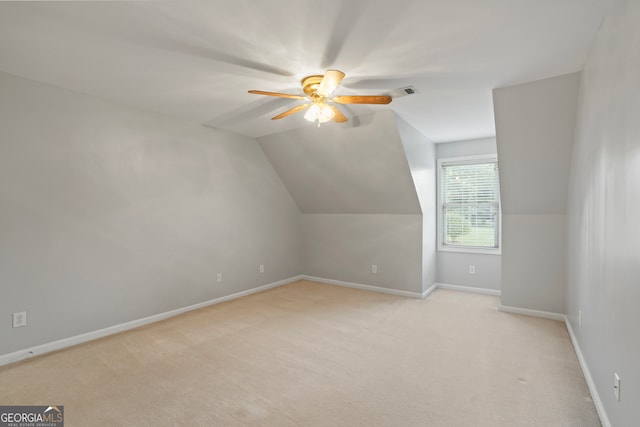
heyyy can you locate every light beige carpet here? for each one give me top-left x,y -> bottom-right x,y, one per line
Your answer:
0,280 -> 600,426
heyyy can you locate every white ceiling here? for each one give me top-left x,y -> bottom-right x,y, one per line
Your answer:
0,0 -> 607,142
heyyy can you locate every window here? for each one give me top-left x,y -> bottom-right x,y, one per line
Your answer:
438,155 -> 501,254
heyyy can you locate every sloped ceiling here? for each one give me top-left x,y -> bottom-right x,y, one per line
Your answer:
0,0 -> 608,142
258,111 -> 421,214
494,73 -> 580,215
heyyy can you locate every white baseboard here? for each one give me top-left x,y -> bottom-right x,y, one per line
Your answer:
435,283 -> 501,297
300,278 -> 500,300
564,318 -> 611,427
498,304 -> 565,321
301,275 -> 424,299
0,275 -> 303,367
422,283 -> 438,299
497,304 -> 610,427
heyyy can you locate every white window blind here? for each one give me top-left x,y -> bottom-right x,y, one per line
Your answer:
440,159 -> 500,250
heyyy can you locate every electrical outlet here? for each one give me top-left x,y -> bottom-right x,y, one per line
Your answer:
259,264 -> 264,273
371,264 -> 378,274
468,265 -> 476,274
217,273 -> 222,283
13,311 -> 27,328
614,373 -> 621,401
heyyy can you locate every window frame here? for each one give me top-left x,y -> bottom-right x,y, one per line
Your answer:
437,154 -> 502,255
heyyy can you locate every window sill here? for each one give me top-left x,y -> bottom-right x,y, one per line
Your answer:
438,246 -> 501,255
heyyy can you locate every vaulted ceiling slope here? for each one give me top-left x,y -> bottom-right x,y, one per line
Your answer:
0,1 -> 607,142
494,73 -> 580,215
259,111 -> 422,214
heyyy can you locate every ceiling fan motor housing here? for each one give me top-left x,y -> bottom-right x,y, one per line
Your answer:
301,75 -> 325,96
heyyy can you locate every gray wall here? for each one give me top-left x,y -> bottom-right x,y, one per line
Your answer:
436,137 -> 497,160
437,252 -> 501,291
494,73 -> 580,313
258,111 -> 421,215
435,137 -> 501,291
396,117 -> 437,293
567,0 -> 640,424
0,71 -> 301,355
259,111 -> 434,294
301,214 -> 423,292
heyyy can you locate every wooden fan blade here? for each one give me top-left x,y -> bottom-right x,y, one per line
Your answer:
317,70 -> 346,97
330,105 -> 348,123
332,95 -> 392,104
271,104 -> 309,120
248,90 -> 307,100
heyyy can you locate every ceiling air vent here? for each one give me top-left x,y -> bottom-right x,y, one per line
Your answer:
389,86 -> 419,99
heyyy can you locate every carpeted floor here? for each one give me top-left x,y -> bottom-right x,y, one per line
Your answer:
0,280 -> 600,426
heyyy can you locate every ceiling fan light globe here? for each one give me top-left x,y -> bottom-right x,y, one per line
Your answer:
318,104 -> 335,123
304,103 -> 335,124
304,104 -> 321,122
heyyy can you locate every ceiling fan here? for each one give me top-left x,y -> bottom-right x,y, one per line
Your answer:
248,70 -> 392,126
